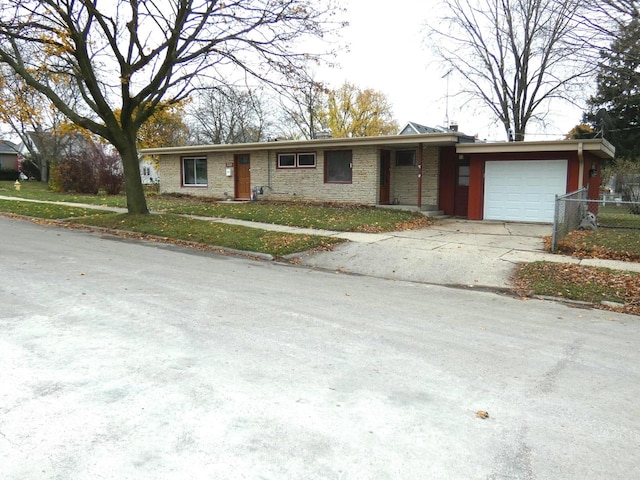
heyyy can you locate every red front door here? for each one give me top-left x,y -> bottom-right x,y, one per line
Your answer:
234,154 -> 251,200
379,150 -> 391,204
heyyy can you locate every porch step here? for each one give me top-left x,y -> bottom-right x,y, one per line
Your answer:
421,210 -> 449,219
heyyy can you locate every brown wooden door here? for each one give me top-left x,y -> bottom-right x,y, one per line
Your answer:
234,154 -> 251,200
454,158 -> 470,217
379,150 -> 391,204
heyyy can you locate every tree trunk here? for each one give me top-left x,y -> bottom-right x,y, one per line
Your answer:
119,140 -> 149,215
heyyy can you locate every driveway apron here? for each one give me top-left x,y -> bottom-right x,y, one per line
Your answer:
293,219 -> 556,289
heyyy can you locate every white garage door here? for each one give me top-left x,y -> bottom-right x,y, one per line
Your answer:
484,160 -> 568,222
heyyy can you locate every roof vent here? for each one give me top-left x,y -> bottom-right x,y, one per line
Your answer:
314,129 -> 332,139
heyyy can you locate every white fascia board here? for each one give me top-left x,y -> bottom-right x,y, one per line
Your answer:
140,133 -> 474,156
455,139 -> 615,159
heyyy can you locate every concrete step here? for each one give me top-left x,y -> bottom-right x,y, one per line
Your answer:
421,210 -> 449,219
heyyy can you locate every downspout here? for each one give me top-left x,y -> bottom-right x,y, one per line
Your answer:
268,150 -> 272,189
417,143 -> 423,209
578,142 -> 584,189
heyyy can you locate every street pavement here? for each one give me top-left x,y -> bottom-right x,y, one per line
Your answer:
2,195 -> 639,291
1,216 -> 639,479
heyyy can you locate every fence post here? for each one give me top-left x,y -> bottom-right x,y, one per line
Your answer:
551,193 -> 559,252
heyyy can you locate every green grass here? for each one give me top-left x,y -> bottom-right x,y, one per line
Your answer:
597,204 -> 640,229
0,181 -> 427,255
157,200 -> 429,232
0,199 -> 114,219
515,261 -> 638,307
72,213 -> 344,257
1,181 -> 430,232
0,180 -> 127,207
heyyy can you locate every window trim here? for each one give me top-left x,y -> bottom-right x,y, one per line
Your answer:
324,149 -> 353,184
277,151 -> 317,169
182,156 -> 208,187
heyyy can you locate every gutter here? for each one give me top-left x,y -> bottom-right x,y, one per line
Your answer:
417,143 -> 423,209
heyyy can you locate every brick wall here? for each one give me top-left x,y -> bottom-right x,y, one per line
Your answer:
389,145 -> 439,208
158,147 -> 379,204
157,145 -> 439,206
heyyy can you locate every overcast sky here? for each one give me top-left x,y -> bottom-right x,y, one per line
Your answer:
317,0 -> 585,141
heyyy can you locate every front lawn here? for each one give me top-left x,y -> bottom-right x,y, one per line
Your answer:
514,261 -> 640,316
556,229 -> 640,262
0,180 -> 127,207
0,181 -> 432,232
538,221 -> 640,315
70,213 -> 344,257
157,200 -> 430,232
0,199 -> 114,219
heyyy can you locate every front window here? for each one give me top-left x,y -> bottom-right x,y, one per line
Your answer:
278,152 -> 316,169
183,157 -> 207,186
325,150 -> 352,183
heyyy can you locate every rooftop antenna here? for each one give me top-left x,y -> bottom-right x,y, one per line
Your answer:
442,69 -> 453,128
594,108 -> 607,138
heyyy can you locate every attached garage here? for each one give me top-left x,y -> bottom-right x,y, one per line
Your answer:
454,139 -> 616,222
483,160 -> 567,222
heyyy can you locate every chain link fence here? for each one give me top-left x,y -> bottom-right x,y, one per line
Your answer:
552,188 -> 640,251
552,188 -> 587,252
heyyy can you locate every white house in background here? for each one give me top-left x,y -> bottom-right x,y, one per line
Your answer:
139,157 -> 159,185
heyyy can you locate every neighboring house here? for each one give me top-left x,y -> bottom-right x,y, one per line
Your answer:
16,130 -> 94,180
0,140 -> 19,171
141,132 -> 614,223
398,121 -> 451,135
139,158 -> 159,185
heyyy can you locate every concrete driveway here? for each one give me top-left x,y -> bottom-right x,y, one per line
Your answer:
294,219 -> 558,289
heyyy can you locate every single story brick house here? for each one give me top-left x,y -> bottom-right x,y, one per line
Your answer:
141,133 -> 614,223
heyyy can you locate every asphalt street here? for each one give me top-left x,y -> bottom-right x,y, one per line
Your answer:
1,216 -> 639,479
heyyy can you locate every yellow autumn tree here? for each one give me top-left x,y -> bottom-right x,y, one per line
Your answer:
322,83 -> 398,138
115,102 -> 190,174
134,102 -> 190,150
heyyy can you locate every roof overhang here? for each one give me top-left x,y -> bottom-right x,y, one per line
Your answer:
455,139 -> 616,159
140,132 -> 476,156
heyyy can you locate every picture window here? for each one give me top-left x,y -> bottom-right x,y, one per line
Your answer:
325,150 -> 352,183
182,157 -> 207,186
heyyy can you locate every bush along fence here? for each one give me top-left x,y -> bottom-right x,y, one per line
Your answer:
552,188 -> 640,252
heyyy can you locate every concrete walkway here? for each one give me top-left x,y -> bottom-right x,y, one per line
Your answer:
2,195 -> 639,289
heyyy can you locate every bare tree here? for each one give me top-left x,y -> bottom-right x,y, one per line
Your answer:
277,71 -> 328,139
0,0 -> 343,213
188,86 -> 273,144
428,0 -> 593,141
581,0 -> 640,37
